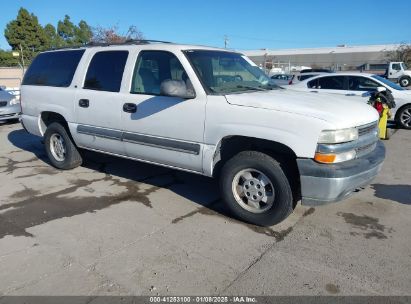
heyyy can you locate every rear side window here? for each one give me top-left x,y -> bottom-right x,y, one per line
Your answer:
317,76 -> 346,90
22,50 -> 85,87
307,78 -> 318,88
84,51 -> 128,92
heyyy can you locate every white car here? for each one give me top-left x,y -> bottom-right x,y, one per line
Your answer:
287,72 -> 411,129
20,41 -> 384,226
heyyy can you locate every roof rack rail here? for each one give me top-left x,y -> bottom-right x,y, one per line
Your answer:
49,39 -> 172,51
86,39 -> 172,47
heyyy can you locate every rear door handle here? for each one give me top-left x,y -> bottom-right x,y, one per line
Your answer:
345,93 -> 356,96
123,103 -> 137,113
310,90 -> 318,93
79,99 -> 89,108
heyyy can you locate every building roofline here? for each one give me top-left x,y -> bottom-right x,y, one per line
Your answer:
242,44 -> 406,57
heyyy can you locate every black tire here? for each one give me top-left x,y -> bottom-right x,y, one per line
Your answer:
399,76 -> 411,88
44,122 -> 82,169
220,151 -> 293,226
395,104 -> 411,130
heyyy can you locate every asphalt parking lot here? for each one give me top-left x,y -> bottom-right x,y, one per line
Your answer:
0,121 -> 410,296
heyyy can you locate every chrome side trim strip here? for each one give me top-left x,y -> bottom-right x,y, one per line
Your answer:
77,125 -> 122,140
122,132 -> 200,155
76,125 -> 200,155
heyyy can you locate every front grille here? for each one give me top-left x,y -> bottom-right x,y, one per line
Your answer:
0,101 -> 7,107
356,142 -> 377,158
358,122 -> 378,137
355,121 -> 379,158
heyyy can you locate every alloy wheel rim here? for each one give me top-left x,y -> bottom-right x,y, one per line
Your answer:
50,133 -> 66,162
400,108 -> 411,127
232,168 -> 275,213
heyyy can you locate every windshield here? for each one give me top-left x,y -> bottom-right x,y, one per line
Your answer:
402,62 -> 408,70
184,50 -> 278,94
372,75 -> 405,91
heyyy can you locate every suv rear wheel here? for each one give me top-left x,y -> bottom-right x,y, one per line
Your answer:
220,151 -> 293,226
44,122 -> 82,169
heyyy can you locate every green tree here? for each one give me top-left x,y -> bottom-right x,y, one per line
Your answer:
57,15 -> 92,46
4,7 -> 47,61
57,15 -> 76,45
0,50 -> 19,67
44,23 -> 63,49
74,20 -> 93,45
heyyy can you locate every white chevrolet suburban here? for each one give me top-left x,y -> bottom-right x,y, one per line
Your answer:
20,40 -> 385,226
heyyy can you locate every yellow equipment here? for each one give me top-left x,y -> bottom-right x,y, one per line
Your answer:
378,104 -> 390,140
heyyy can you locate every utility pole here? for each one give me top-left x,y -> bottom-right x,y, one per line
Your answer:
224,35 -> 229,49
19,44 -> 25,74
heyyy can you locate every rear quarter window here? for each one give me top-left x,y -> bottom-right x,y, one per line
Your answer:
22,50 -> 85,87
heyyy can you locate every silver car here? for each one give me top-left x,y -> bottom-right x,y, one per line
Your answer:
0,88 -> 21,122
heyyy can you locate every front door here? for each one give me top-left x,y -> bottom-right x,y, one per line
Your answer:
389,63 -> 403,80
345,76 -> 381,100
120,50 -> 206,172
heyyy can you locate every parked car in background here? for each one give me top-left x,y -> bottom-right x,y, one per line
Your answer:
300,68 -> 334,73
287,72 -> 411,129
270,73 -> 292,86
0,87 -> 21,123
21,41 -> 384,226
288,71 -> 332,85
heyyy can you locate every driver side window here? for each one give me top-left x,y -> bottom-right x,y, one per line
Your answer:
348,76 -> 379,91
392,63 -> 401,71
131,51 -> 192,95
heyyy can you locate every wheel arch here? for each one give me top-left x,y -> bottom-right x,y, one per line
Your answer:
39,111 -> 69,136
211,135 -> 301,204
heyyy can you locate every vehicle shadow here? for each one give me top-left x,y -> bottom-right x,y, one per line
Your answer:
7,129 -> 50,165
129,96 -> 184,120
5,129 -> 234,228
370,184 -> 411,205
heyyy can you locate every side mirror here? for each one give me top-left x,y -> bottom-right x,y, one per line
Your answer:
160,80 -> 195,99
376,86 -> 387,93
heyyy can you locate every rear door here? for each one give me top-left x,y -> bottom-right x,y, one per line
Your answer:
74,50 -> 129,155
309,75 -> 348,95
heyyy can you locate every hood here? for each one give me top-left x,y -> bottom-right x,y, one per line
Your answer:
225,89 -> 379,129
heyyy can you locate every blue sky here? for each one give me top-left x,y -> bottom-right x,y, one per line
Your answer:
1,0 -> 411,50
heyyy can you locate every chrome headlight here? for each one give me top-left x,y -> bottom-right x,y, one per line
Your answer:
318,127 -> 358,144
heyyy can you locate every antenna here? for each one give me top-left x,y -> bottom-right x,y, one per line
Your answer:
224,35 -> 229,49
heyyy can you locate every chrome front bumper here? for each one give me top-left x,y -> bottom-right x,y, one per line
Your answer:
297,141 -> 385,206
0,104 -> 21,121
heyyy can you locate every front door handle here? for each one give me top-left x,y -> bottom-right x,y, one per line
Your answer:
123,103 -> 137,113
346,93 -> 356,96
79,99 -> 89,108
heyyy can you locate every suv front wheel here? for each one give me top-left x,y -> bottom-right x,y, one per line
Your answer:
44,122 -> 82,170
220,151 -> 293,226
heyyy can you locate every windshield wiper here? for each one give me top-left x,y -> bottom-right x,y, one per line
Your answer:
236,85 -> 268,91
